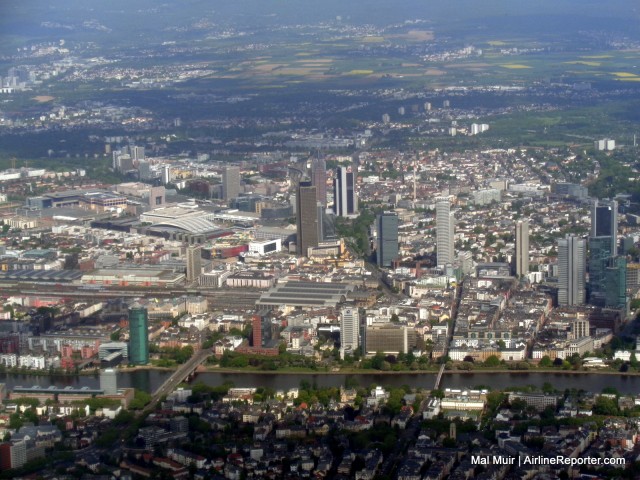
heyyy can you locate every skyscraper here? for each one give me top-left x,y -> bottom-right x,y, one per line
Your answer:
138,160 -> 151,181
296,181 -> 319,256
436,197 -> 455,266
605,256 -> 627,309
132,146 -> 145,162
128,306 -> 149,365
340,306 -> 359,351
376,212 -> 399,268
591,199 -> 618,254
588,236 -> 612,307
311,157 -> 327,206
333,166 -> 358,217
252,315 -> 262,348
558,235 -> 586,306
186,245 -> 202,283
222,166 -> 241,202
589,199 -> 626,309
162,165 -> 171,185
515,219 -> 529,277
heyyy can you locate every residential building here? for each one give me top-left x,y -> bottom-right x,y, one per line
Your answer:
186,245 -> 202,283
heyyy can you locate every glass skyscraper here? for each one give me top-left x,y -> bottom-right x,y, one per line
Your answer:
558,235 -> 586,306
376,212 -> 398,268
296,181 -> 319,256
128,306 -> 149,365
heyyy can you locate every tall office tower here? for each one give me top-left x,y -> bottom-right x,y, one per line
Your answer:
138,160 -> 151,180
128,306 -> 149,365
311,157 -> 327,206
317,204 -> 325,242
162,165 -> 171,185
558,235 -> 586,306
222,166 -> 241,202
376,212 -> 399,268
100,368 -> 118,395
333,166 -> 358,217
591,199 -> 618,254
296,181 -> 319,256
605,256 -> 627,309
252,315 -> 262,348
515,220 -> 530,277
340,306 -> 359,351
588,236 -> 612,307
435,197 -> 455,266
132,146 -> 145,162
186,245 -> 202,283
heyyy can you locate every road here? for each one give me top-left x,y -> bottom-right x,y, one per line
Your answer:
382,280 -> 463,477
140,349 -> 213,415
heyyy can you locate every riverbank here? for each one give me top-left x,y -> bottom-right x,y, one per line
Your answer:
200,366 -> 640,376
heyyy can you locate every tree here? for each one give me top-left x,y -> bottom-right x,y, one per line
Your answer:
483,355 -> 501,367
541,382 -> 555,394
430,389 -> 445,399
129,390 -> 151,410
539,356 -> 553,368
593,396 -> 619,416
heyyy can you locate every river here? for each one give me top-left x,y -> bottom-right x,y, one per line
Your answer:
1,370 -> 640,394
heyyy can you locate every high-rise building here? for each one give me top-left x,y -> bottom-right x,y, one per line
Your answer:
588,236 -> 612,307
333,166 -> 358,217
340,307 -> 359,351
100,368 -> 118,395
162,165 -> 171,185
128,306 -> 149,365
222,166 -> 241,202
252,315 -> 262,348
589,198 -> 626,309
606,256 -> 627,309
558,235 -> 586,306
132,146 -> 145,162
515,220 -> 529,277
296,181 -> 319,256
436,197 -> 455,266
376,212 -> 399,268
311,157 -> 327,206
186,245 -> 202,283
0,440 -> 26,470
138,160 -> 151,181
591,199 -> 618,254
